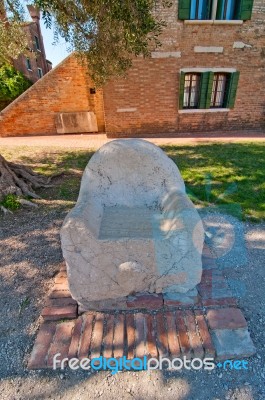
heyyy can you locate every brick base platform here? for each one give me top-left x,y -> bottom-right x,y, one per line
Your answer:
28,260 -> 256,369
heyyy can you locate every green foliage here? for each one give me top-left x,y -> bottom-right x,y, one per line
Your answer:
0,64 -> 32,101
19,296 -> 30,315
1,193 -> 21,210
0,0 -> 28,65
2,0 -> 173,85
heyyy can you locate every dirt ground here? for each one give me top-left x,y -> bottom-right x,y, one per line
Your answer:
0,133 -> 264,151
0,205 -> 264,400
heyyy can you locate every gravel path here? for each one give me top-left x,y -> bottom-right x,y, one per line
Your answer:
0,133 -> 264,151
0,206 -> 264,400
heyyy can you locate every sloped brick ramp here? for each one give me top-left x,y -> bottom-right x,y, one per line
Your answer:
28,262 -> 256,369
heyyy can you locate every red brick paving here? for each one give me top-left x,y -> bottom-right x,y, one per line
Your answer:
202,297 -> 237,307
175,310 -> 192,358
146,314 -> 158,358
194,311 -> 216,358
41,305 -> 77,321
103,314 -> 115,359
127,294 -> 163,310
90,313 -> 104,359
29,309 -> 219,369
113,314 -> 125,359
78,313 -> 94,360
185,310 -> 204,359
49,289 -> 72,299
68,317 -> 83,359
207,308 -> 247,330
46,321 -> 75,368
28,322 -> 56,369
126,314 -> 136,360
28,259 -> 254,369
156,313 -> 169,357
28,305 -> 254,369
134,313 -> 146,359
165,312 -> 181,358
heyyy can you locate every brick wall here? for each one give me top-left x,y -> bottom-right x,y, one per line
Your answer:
104,0 -> 265,137
13,21 -> 49,84
0,54 -> 105,137
1,1 -> 264,138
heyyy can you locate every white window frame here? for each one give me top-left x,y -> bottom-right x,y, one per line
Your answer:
185,0 -> 243,24
26,57 -> 32,71
179,68 -> 236,113
37,68 -> 43,78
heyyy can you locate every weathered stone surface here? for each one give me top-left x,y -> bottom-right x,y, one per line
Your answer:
211,328 -> 256,360
55,111 -> 98,134
61,139 -> 204,310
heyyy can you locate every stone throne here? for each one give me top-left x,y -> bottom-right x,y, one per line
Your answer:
61,139 -> 204,311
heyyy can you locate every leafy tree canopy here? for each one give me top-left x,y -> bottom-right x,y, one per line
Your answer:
1,0 -> 172,85
0,64 -> 32,101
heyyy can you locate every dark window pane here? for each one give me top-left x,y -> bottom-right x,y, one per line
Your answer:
26,58 -> 31,70
190,0 -> 209,19
220,0 -> 236,20
35,36 -> 40,50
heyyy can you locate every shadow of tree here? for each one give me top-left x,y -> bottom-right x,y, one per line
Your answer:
0,144 -> 264,399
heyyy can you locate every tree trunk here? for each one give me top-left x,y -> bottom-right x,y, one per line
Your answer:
0,153 -> 53,202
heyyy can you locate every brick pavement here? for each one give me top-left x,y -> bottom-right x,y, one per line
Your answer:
28,256 -> 256,369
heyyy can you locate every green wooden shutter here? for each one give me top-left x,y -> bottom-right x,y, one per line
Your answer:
216,0 -> 223,20
179,72 -> 185,110
178,0 -> 192,20
225,71 -> 240,109
199,72 -> 213,109
205,72 -> 214,108
237,0 -> 254,20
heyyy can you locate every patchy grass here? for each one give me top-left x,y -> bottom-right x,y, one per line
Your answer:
0,142 -> 264,220
162,142 -> 265,221
0,194 -> 21,211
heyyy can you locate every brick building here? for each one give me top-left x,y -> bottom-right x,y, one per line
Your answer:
0,0 -> 264,137
104,0 -> 265,136
13,5 -> 52,83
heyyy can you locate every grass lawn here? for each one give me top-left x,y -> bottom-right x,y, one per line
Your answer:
0,142 -> 264,220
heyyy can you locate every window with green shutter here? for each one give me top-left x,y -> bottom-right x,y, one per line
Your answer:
236,0 -> 254,21
224,71 -> 240,108
179,72 -> 186,109
180,73 -> 201,109
179,70 -> 240,110
178,0 -> 254,21
178,0 -> 192,20
199,72 -> 214,108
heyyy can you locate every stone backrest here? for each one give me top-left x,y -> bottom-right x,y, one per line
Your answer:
75,139 -> 187,238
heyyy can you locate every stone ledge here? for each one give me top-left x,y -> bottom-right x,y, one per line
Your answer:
194,46 -> 223,53
179,109 -> 230,114
151,51 -> 181,58
184,19 -> 243,25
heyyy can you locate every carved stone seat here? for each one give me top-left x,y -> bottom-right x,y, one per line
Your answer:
61,139 -> 204,311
